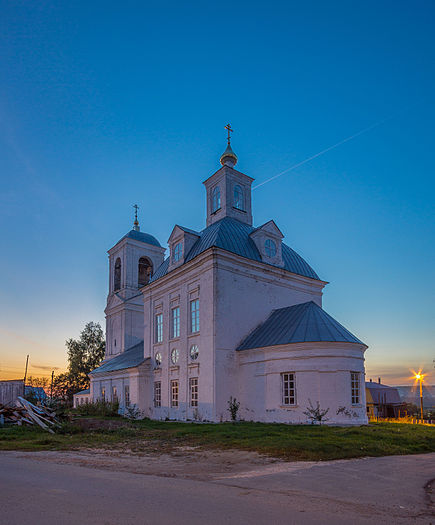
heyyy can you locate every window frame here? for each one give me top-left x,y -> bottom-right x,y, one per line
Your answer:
155,313 -> 163,343
212,186 -> 221,213
154,351 -> 162,367
189,377 -> 198,407
171,348 -> 179,365
190,344 -> 199,361
171,380 -> 179,408
233,184 -> 244,210
112,386 -> 118,402
124,385 -> 130,407
172,242 -> 182,263
265,239 -> 277,258
190,299 -> 200,333
154,381 -> 161,408
281,372 -> 296,406
351,372 -> 360,405
171,306 -> 180,339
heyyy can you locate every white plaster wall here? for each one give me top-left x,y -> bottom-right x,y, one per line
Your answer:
237,342 -> 367,424
142,251 -> 216,421
213,250 -> 326,421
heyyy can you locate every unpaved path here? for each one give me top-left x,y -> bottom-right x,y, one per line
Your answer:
1,449 -> 434,524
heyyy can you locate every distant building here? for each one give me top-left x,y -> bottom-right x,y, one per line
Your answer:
366,379 -> 402,418
73,388 -> 91,407
24,386 -> 47,403
89,135 -> 368,424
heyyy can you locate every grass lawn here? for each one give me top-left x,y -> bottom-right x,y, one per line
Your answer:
1,419 -> 434,461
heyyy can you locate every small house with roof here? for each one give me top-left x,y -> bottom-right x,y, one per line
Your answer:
89,134 -> 368,424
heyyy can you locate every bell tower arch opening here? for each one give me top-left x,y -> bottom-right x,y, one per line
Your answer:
138,256 -> 153,287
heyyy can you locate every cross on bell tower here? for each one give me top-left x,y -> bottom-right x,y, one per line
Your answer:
133,204 -> 140,231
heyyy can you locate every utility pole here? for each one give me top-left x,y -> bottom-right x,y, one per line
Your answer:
23,354 -> 29,397
50,371 -> 54,400
419,376 -> 424,421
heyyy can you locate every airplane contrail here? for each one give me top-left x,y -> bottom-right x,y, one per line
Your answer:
252,112 -> 399,190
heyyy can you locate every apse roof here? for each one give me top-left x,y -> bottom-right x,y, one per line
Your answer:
150,217 -> 320,283
89,341 -> 148,374
117,230 -> 161,247
237,301 -> 365,351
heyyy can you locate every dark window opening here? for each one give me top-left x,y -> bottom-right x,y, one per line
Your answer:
114,258 -> 122,291
138,257 -> 153,287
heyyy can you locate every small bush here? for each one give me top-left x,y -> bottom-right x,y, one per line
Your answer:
72,400 -> 120,417
227,397 -> 240,422
123,404 -> 144,420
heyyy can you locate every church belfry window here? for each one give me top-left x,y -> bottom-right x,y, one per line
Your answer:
114,258 -> 122,291
233,185 -> 244,210
138,257 -> 153,287
212,186 -> 221,213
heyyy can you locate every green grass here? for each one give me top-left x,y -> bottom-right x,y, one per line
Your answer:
1,419 -> 434,461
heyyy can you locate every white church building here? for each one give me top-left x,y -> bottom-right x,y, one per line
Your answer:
89,135 -> 368,425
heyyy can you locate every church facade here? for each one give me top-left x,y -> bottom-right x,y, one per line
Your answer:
89,139 -> 368,425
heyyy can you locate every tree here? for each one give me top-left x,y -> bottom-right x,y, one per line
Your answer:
65,321 -> 105,393
26,376 -> 49,389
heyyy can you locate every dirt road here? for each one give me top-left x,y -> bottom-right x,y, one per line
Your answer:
0,450 -> 433,524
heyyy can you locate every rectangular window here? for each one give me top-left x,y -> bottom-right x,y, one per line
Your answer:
351,372 -> 360,405
101,387 -> 106,401
171,307 -> 180,338
154,381 -> 161,408
124,385 -> 130,407
155,313 -> 163,343
190,299 -> 200,333
189,377 -> 198,407
171,380 -> 179,408
281,373 -> 296,406
112,386 -> 118,402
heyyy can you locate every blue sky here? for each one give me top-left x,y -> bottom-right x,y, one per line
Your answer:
0,1 -> 434,384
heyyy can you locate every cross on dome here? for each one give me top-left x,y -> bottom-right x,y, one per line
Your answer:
133,204 -> 140,231
220,123 -> 238,167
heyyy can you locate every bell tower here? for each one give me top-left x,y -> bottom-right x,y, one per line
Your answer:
203,124 -> 254,227
105,207 -> 165,359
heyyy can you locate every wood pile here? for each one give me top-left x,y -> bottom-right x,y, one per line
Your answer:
0,397 -> 60,433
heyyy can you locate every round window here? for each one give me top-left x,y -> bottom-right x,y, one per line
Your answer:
155,352 -> 162,366
265,239 -> 277,258
190,344 -> 199,360
171,348 -> 179,364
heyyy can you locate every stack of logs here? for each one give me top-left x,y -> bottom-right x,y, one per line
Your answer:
0,397 -> 60,433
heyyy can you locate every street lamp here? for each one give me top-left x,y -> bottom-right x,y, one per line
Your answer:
414,372 -> 424,420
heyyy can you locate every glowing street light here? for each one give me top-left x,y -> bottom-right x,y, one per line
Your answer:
412,370 -> 425,420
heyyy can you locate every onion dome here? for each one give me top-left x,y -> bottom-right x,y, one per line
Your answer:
220,143 -> 238,167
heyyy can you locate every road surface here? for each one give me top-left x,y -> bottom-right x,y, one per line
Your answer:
0,451 -> 434,524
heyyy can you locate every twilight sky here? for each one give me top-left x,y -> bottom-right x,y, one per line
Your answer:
0,1 -> 434,385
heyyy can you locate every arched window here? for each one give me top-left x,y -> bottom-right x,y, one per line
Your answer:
265,239 -> 277,258
114,258 -> 121,291
234,184 -> 244,210
138,257 -> 153,287
212,186 -> 221,213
